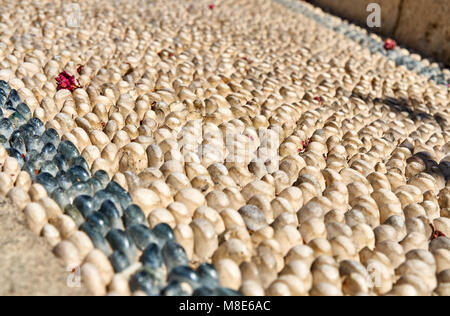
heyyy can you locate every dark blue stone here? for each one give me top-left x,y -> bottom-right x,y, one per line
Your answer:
9,130 -> 26,154
168,266 -> 201,289
73,195 -> 95,218
0,135 -> 7,146
162,241 -> 189,272
40,160 -> 59,177
9,111 -> 27,127
28,117 -> 45,136
93,170 -> 109,188
41,142 -> 57,161
93,189 -> 122,214
0,80 -> 10,95
105,181 -> 132,210
140,243 -> 163,269
98,200 -> 123,229
51,187 -> 71,210
0,118 -> 13,139
80,222 -> 112,256
69,156 -> 90,173
129,267 -> 164,296
123,204 -> 146,229
128,224 -> 157,251
109,250 -> 130,273
88,178 -> 103,193
16,103 -> 31,120
86,211 -> 112,236
215,288 -> 241,296
64,204 -> 85,227
36,172 -> 58,193
26,134 -> 44,153
161,280 -> 192,296
7,89 -> 20,107
68,181 -> 93,198
6,148 -> 25,167
197,263 -> 220,289
56,171 -> 72,190
40,128 -> 60,148
68,165 -> 90,183
106,229 -> 137,262
57,140 -> 79,161
152,223 -> 175,247
193,287 -> 216,296
54,153 -> 69,172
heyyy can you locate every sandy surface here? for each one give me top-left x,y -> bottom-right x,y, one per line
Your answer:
0,199 -> 89,296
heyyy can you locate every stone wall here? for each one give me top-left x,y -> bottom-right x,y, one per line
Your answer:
311,0 -> 450,66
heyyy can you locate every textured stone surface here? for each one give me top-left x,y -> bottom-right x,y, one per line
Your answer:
395,0 -> 450,66
313,0 -> 450,66
312,0 -> 401,35
0,199 -> 89,296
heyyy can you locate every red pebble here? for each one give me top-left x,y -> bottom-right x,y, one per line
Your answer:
77,65 -> 84,74
384,38 -> 397,50
56,71 -> 81,92
208,4 -> 215,10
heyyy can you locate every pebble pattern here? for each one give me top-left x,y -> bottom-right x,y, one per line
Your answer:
0,0 -> 449,296
275,0 -> 450,87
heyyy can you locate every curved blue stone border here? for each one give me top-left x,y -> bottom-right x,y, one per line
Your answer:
273,0 -> 450,87
0,79 -> 239,296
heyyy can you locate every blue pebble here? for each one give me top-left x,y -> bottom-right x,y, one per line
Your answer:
140,243 -> 163,269
80,222 -> 112,256
9,130 -> 26,154
64,204 -> 85,227
9,111 -> 27,128
36,172 -> 58,193
98,200 -> 123,229
86,211 -> 112,236
41,142 -> 57,161
56,171 -> 72,190
68,181 -> 93,198
68,165 -> 90,183
129,267 -> 164,296
152,223 -> 175,247
161,280 -> 192,296
88,177 -> 103,193
6,148 -> 25,167
168,266 -> 201,290
123,204 -> 146,229
40,160 -> 59,177
93,170 -> 110,188
105,181 -> 132,210
57,140 -> 79,161
73,195 -> 95,218
26,134 -> 44,153
69,156 -> 90,173
51,187 -> 71,210
128,224 -> 157,251
40,128 -> 60,148
28,117 -> 45,136
109,250 -> 130,273
54,153 -> 69,172
93,189 -> 122,214
0,118 -> 13,139
197,263 -> 220,289
16,103 -> 31,120
162,241 -> 189,273
106,229 -> 137,262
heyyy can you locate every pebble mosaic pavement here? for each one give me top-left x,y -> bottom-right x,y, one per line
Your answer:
0,0 -> 449,296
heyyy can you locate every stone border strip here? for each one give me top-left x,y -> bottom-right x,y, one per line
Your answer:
273,0 -> 450,87
0,79 -> 238,296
